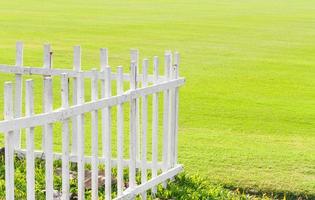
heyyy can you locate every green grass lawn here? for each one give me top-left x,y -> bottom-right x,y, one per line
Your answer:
0,0 -> 315,198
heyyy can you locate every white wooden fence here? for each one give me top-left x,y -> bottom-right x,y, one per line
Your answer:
0,42 -> 184,200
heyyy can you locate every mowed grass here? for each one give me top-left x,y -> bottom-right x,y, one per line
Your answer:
0,0 -> 315,197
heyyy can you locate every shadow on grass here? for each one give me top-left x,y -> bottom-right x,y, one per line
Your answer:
222,184 -> 314,200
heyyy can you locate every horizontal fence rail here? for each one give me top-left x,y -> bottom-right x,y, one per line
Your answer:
0,42 -> 184,200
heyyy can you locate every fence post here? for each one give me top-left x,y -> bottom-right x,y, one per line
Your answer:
72,45 -> 81,156
91,69 -> 99,200
4,82 -> 14,200
14,41 -> 23,149
42,44 -> 52,149
104,66 -> 112,200
141,59 -> 149,199
130,49 -> 140,160
44,77 -> 54,200
61,73 -> 70,200
26,79 -> 35,200
173,52 -> 180,165
163,52 -> 171,178
129,60 -> 137,189
116,66 -> 124,197
152,56 -> 159,194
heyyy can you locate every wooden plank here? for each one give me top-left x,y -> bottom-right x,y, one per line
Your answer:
116,165 -> 183,200
141,59 -> 149,199
72,46 -> 81,156
42,44 -> 52,149
130,49 -> 140,160
4,82 -> 14,200
91,69 -> 99,200
25,79 -> 35,200
14,41 -> 23,149
173,52 -> 180,165
100,48 -> 108,159
116,66 -> 124,197
129,61 -> 137,189
104,67 -> 112,200
0,78 -> 185,133
163,52 -> 171,175
0,64 -> 168,83
151,56 -> 159,194
169,56 -> 176,171
77,72 -> 85,200
61,73 -> 70,200
44,77 -> 54,200
16,149 -> 164,169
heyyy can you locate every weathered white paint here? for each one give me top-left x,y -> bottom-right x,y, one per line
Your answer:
163,52 -> 171,175
116,165 -> 183,200
77,72 -> 85,200
116,66 -> 124,197
90,69 -> 99,200
44,77 -> 54,200
25,79 -> 35,200
152,56 -> 159,194
61,73 -> 70,200
129,61 -> 137,189
72,46 -> 81,156
104,67 -> 112,200
141,59 -> 149,200
4,82 -> 14,200
0,78 -> 185,133
16,149 -> 165,169
14,41 -> 23,149
130,49 -> 140,161
42,44 -> 52,150
174,52 -> 180,165
0,64 -> 168,83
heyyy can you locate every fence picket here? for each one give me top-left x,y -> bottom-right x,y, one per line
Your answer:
152,56 -> 159,194
44,77 -> 54,200
77,71 -> 85,200
4,82 -> 14,200
163,53 -> 171,177
100,48 -> 108,159
42,44 -> 52,149
141,59 -> 149,199
173,52 -> 180,165
104,67 -> 112,200
129,61 -> 137,189
61,73 -> 70,200
91,69 -> 99,200
72,45 -> 81,155
14,41 -> 23,149
130,49 -> 140,160
116,66 -> 124,197
25,79 -> 35,200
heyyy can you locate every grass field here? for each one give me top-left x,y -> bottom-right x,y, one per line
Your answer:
1,0 -> 315,198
